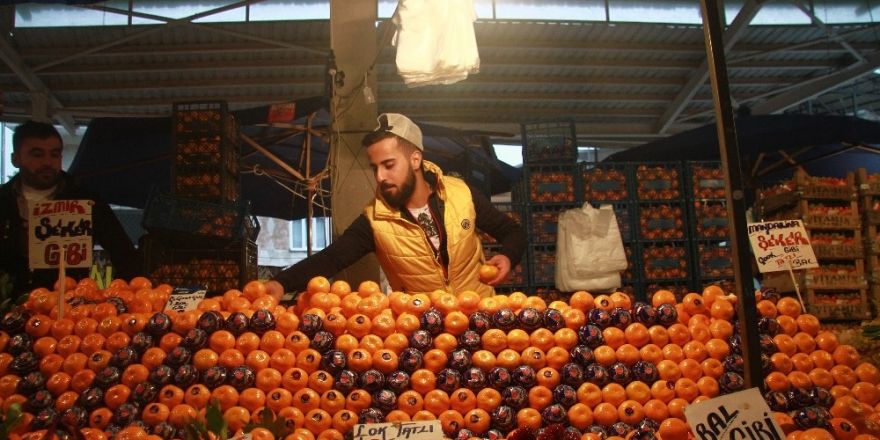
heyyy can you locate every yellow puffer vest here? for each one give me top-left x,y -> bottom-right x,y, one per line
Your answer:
365,161 -> 493,297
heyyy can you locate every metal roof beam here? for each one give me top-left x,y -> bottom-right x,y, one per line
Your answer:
21,56 -> 837,76
753,51 -> 880,114
33,1 -> 255,72
16,33 -> 878,60
728,24 -> 880,64
792,0 -> 866,63
655,0 -> 762,134
0,73 -> 796,91
0,35 -> 75,133
82,2 -> 325,55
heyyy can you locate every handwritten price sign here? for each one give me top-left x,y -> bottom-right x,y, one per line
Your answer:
164,286 -> 207,312
683,388 -> 784,440
747,220 -> 819,273
28,200 -> 94,270
352,421 -> 441,440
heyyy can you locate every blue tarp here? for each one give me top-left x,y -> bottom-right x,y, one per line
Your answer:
604,114 -> 880,183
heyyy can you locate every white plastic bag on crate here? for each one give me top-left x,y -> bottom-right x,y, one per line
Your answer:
555,203 -> 628,292
393,0 -> 481,87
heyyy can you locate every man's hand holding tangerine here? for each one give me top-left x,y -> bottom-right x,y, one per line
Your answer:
479,254 -> 511,286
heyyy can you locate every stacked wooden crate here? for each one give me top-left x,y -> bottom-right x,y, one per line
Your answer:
757,170 -> 870,321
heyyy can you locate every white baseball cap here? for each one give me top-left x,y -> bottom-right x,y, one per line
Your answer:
376,113 -> 424,151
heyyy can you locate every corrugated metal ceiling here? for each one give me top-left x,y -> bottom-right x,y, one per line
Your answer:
1,8 -> 879,148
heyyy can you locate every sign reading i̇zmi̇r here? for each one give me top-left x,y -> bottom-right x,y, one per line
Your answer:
28,199 -> 94,270
747,219 -> 819,273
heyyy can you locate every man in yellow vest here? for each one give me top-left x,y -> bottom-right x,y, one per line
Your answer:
273,113 -> 525,296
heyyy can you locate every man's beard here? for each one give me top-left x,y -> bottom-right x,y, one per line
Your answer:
380,166 -> 416,210
22,167 -> 60,190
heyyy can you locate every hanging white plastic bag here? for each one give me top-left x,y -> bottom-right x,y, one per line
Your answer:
394,0 -> 480,87
555,203 -> 627,292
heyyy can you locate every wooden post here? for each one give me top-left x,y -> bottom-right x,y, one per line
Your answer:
699,0 -> 764,389
329,0 -> 381,287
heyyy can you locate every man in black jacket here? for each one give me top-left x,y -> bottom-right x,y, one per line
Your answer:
0,121 -> 138,298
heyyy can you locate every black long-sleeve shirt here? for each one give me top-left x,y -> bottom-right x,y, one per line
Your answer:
0,172 -> 139,298
273,181 -> 526,293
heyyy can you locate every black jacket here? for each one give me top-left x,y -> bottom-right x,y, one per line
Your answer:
273,174 -> 526,292
0,172 -> 139,297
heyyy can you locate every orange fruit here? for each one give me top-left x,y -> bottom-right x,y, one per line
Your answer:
476,387 -> 502,412
809,368 -> 835,390
307,370 -> 334,394
398,390 -> 425,416
39,353 -> 64,377
516,407 -> 543,430
602,327 -> 626,349
100,384 -> 128,410
594,345 -> 617,366
450,388 -> 478,414
569,291 -> 594,312
282,368 -> 309,392
120,363 -> 149,390
796,314 -> 820,336
520,347 -> 546,370
615,344 -> 640,366
463,408 -> 491,435
545,346 -> 570,370
294,388 -> 322,414
456,291 -> 481,315
592,402 -> 618,426
438,410 -> 464,436
765,371 -> 791,392
644,399 -> 669,422
602,383 -> 627,406
432,333 -> 457,353
648,325 -> 670,346
708,320 -> 733,340
506,329 -> 530,352
777,297 -> 803,317
411,369 -> 436,395
652,289 -> 676,307
562,308 -> 586,330
219,348 -> 245,369
239,387 -> 267,413
833,345 -> 861,368
211,385 -> 240,412
424,389 -> 450,416
296,349 -> 322,373
566,402 -> 593,429
496,349 -> 521,370
577,382 -> 603,407
481,329 -> 508,354
624,323 -> 651,347
527,385 -> 553,410
771,353 -> 794,374
618,399 -> 645,425
235,332 -> 262,355
640,344 -> 664,365
658,417 -> 691,440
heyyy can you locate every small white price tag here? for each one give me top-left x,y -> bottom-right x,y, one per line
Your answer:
683,388 -> 785,440
352,420 -> 442,440
164,286 -> 207,312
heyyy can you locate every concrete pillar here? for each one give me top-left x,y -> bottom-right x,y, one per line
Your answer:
329,0 -> 381,288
